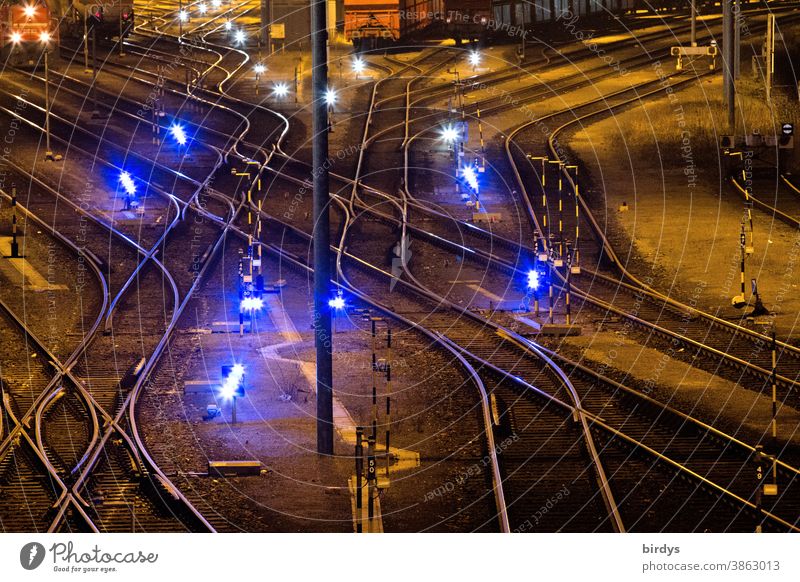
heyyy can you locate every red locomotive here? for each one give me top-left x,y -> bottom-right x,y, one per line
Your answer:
0,1 -> 56,67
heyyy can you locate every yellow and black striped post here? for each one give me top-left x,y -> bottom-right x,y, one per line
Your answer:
367,434 -> 376,525
248,235 -> 254,281
371,318 -> 379,441
538,157 -> 547,187
565,269 -> 571,325
567,165 -> 580,266
477,108 -> 485,171
385,393 -> 391,477
355,426 -> 364,533
557,164 -> 564,258
740,221 -> 746,299
548,159 -> 562,240
528,156 -> 548,230
10,187 -> 19,258
386,327 -> 392,477
238,255 -> 243,336
548,268 -> 554,324
771,330 -> 778,452
256,200 -> 263,278
754,445 -> 764,533
741,168 -> 754,249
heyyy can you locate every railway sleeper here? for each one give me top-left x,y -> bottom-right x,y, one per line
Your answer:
594,430 -> 763,515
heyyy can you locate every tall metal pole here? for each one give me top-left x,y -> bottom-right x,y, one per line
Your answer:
44,48 -> 52,160
770,329 -> 778,452
557,165 -> 563,259
766,13 -> 775,104
740,221 -> 746,301
367,434 -> 375,528
565,265 -> 571,325
92,27 -> 99,117
723,0 -> 729,105
723,0 -> 735,132
734,0 -> 741,80
312,0 -> 333,456
755,445 -> 764,533
568,165 -> 580,266
83,15 -> 89,72
690,0 -> 697,47
10,187 -> 19,258
261,0 -> 271,53
355,427 -> 363,533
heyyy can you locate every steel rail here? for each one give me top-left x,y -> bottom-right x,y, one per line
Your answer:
0,77 -> 238,533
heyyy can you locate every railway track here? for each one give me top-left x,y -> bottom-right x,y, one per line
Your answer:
0,16 -> 272,529
112,22 -> 520,532
262,49 -> 800,414
0,184 -> 111,531
732,172 -> 800,231
502,47 -> 800,398
253,13 -> 792,527
0,307 -> 74,532
357,8 -> 800,416
339,8 -> 800,415
0,154 -> 222,532
320,42 -> 622,532
215,52 -> 799,532
3,0 -> 796,523
249,9 -> 800,409
237,173 -> 800,530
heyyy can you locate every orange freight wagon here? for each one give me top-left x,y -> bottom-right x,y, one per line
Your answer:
344,0 -> 401,42
344,0 -> 443,44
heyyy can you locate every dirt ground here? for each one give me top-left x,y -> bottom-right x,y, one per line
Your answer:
554,331 -> 800,453
569,76 -> 800,341
139,244 -> 498,532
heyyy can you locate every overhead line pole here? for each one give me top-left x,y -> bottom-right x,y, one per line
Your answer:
734,0 -> 741,80
312,0 -> 334,455
83,15 -> 90,71
261,0 -> 272,53
722,0 -> 735,132
91,26 -> 99,117
766,13 -> 775,104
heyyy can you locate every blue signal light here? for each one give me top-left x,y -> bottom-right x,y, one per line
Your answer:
170,123 -> 187,145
